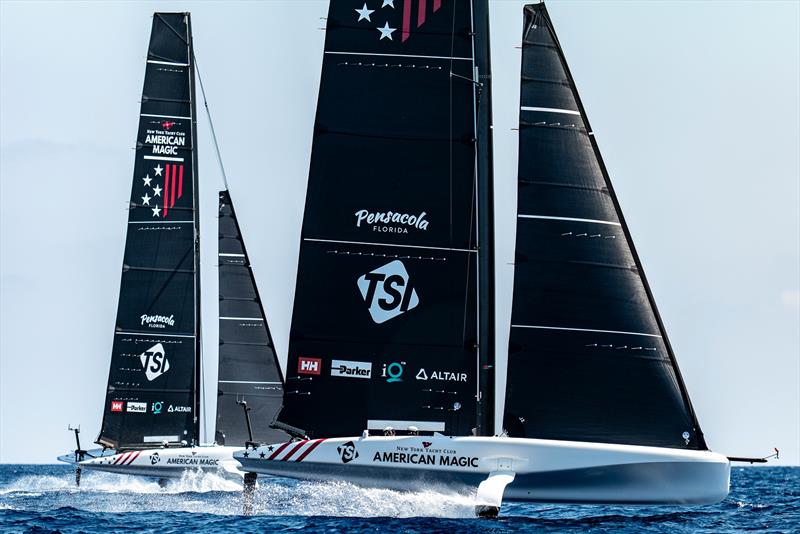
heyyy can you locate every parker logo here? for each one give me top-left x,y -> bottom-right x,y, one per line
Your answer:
331,360 -> 372,379
354,209 -> 429,235
139,343 -> 170,381
298,356 -> 322,376
357,260 -> 419,324
140,313 -> 175,329
110,401 -> 124,412
127,401 -> 147,413
337,441 -> 359,464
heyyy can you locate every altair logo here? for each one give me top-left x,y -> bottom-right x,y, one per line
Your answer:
139,343 -> 170,381
357,260 -> 419,324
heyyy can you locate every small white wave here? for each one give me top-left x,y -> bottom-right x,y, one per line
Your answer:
736,501 -> 768,509
250,479 -> 477,518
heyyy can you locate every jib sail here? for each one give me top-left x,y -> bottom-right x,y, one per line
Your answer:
278,0 -> 482,438
97,13 -> 201,450
216,190 -> 286,445
502,4 -> 705,450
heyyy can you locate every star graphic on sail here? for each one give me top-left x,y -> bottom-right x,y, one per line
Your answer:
152,184 -> 163,197
142,174 -> 152,187
151,205 -> 161,217
141,193 -> 151,206
377,22 -> 396,40
154,164 -> 164,176
355,3 -> 374,21
366,0 -> 443,43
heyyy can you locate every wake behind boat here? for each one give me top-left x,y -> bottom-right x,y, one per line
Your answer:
59,12 -> 286,482
235,0 -> 730,515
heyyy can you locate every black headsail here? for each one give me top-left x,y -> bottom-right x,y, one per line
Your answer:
216,190 -> 287,445
98,13 -> 201,450
278,0 -> 481,438
503,4 -> 706,450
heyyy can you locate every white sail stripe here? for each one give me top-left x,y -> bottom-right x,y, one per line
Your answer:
518,214 -> 621,226
129,220 -> 193,224
218,253 -> 245,257
326,50 -> 471,61
140,113 -> 192,120
520,106 -> 581,116
304,238 -> 475,253
115,331 -> 196,339
147,60 -> 189,67
218,380 -> 281,384
219,317 -> 263,321
143,155 -> 185,162
511,324 -> 663,338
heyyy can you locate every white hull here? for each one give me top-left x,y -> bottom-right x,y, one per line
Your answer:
234,435 -> 730,505
58,445 -> 243,479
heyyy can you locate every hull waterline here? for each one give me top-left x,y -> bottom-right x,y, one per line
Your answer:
234,435 -> 730,505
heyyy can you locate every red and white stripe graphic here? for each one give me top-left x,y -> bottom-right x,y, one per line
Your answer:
266,439 -> 327,462
162,163 -> 184,218
112,450 -> 142,466
402,0 -> 443,42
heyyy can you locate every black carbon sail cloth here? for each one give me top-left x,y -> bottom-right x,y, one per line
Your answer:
98,13 -> 201,450
502,4 -> 705,450
279,0 -> 480,438
216,191 -> 287,445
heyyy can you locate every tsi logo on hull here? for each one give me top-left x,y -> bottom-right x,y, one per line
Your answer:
357,260 -> 419,324
331,360 -> 372,379
139,343 -> 169,381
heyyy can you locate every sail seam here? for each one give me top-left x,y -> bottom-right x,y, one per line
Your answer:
114,331 -> 195,339
304,237 -> 476,253
521,106 -> 580,115
325,50 -> 471,61
141,113 -> 191,120
511,324 -> 662,338
518,214 -> 620,226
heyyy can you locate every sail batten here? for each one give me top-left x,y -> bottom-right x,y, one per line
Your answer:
503,4 -> 705,450
98,13 -> 200,450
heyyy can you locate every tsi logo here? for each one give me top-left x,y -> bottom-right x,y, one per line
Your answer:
297,356 -> 322,376
337,441 -> 359,464
382,361 -> 405,383
139,343 -> 170,381
331,360 -> 372,379
150,452 -> 160,465
357,260 -> 419,324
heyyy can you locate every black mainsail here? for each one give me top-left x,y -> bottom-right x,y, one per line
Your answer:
502,4 -> 705,450
216,190 -> 286,445
278,0 -> 482,438
98,13 -> 201,450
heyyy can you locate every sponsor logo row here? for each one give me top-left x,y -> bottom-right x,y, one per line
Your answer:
110,400 -> 191,415
297,357 -> 467,383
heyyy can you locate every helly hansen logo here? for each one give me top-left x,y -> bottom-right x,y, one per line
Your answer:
139,343 -> 170,381
298,356 -> 322,376
357,260 -> 419,324
110,401 -> 124,412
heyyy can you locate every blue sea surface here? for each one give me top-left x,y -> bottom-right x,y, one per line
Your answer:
0,464 -> 797,532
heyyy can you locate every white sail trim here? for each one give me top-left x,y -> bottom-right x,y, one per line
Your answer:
304,237 -> 475,253
218,380 -> 281,385
140,113 -> 192,120
147,60 -> 189,67
219,317 -> 263,321
520,106 -> 580,115
326,51 -> 471,61
143,155 -> 185,162
115,331 -> 196,339
218,253 -> 245,257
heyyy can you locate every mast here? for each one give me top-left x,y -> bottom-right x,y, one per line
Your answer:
472,0 -> 495,437
186,12 -> 202,447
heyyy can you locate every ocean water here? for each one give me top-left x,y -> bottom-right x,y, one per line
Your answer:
0,465 -> 797,533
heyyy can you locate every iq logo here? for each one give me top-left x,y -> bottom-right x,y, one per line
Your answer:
357,260 -> 419,324
381,361 -> 405,383
297,356 -> 322,376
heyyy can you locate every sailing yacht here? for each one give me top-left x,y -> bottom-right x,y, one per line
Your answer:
58,13 -> 286,482
234,1 -> 730,513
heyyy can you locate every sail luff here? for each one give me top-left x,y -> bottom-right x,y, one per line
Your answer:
534,5 -> 705,448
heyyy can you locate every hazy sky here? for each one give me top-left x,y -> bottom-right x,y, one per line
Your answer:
1,1 -> 798,465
